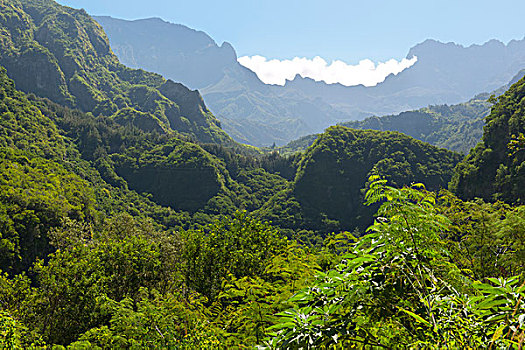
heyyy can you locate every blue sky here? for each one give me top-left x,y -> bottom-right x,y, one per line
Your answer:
57,0 -> 524,64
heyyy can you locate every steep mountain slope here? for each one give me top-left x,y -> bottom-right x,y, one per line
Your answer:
258,126 -> 462,234
0,63 -> 294,273
94,16 -> 353,147
451,74 -> 525,203
0,64 -> 182,274
0,0 -> 232,144
93,16 -> 237,90
0,66 -> 95,274
95,16 -> 525,147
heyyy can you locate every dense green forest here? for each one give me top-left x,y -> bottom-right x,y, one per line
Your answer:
1,0 -> 525,348
341,97 -> 490,154
0,0 -> 234,145
451,74 -> 525,203
259,126 -> 461,238
280,95 -> 490,156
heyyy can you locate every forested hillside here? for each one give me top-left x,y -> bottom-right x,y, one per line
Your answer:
1,0 -> 525,348
340,70 -> 525,154
282,70 -> 525,157
0,0 -> 232,144
341,97 -> 490,154
451,73 -> 525,202
0,64 -> 293,273
281,97 -> 489,156
259,126 -> 461,237
278,69 -> 525,158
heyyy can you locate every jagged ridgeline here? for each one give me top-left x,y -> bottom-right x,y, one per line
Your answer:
0,0 -> 233,144
451,74 -> 525,202
259,126 -> 462,233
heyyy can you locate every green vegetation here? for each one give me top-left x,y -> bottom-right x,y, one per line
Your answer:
259,126 -> 462,237
0,64 -> 292,274
279,91 -> 496,156
1,0 -> 525,348
451,74 -> 525,202
277,133 -> 319,156
266,178 -> 525,349
336,70 -> 525,156
0,0 -> 232,144
2,173 -> 524,348
339,95 -> 490,154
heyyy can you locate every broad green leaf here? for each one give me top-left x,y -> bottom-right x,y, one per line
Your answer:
398,307 -> 431,327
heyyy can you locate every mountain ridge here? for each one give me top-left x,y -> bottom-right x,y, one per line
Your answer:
0,1 -> 233,145
95,15 -> 525,146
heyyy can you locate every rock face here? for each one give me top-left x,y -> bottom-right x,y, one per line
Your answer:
0,0 -> 232,145
95,16 -> 238,90
94,15 -> 352,147
95,16 -> 525,147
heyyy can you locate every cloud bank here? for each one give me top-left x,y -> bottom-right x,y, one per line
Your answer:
237,55 -> 418,87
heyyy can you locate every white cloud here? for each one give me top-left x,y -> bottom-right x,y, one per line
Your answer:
237,55 -> 418,87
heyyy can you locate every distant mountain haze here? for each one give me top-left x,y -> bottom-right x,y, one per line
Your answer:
281,69 -> 525,156
95,16 -> 525,146
283,39 -> 525,112
94,16 -> 237,90
95,16 -> 345,146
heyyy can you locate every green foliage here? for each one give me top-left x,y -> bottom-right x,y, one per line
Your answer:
15,215 -> 182,345
114,138 -> 225,212
277,134 -> 320,156
213,244 -> 321,347
509,132 -> 525,154
74,290 -> 221,349
266,177 -> 525,349
451,74 -> 525,203
0,61 -> 296,269
341,96 -> 491,154
0,152 -> 95,273
438,192 -> 525,280
28,89 -> 291,221
181,211 -> 287,301
0,311 -> 22,349
0,0 -> 234,145
265,177 -> 457,348
260,126 -> 462,235
2,3 -> 525,347
0,65 -> 192,272
0,211 -> 305,348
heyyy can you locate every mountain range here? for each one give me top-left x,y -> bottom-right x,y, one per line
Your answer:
0,0 -> 464,262
3,0 -> 525,347
95,16 -> 525,147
